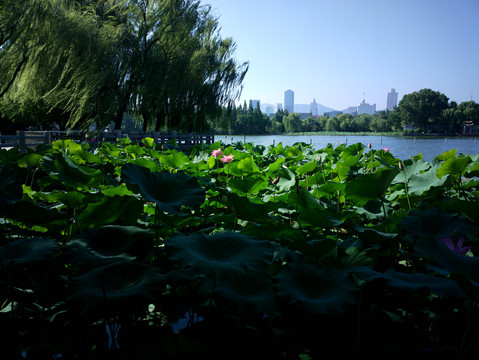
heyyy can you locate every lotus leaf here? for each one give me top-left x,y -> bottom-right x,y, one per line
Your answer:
0,237 -> 57,265
69,262 -> 166,316
346,168 -> 399,206
274,262 -> 358,315
166,231 -> 272,280
121,163 -> 205,213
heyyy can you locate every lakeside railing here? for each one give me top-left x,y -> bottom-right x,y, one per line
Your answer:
0,130 -> 215,152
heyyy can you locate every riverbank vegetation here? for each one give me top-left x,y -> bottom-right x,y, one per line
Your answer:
1,138 -> 478,358
213,92 -> 479,136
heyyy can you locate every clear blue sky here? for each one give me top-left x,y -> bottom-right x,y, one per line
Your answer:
201,0 -> 479,111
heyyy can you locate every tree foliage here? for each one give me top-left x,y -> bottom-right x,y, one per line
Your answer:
397,88 -> 450,132
0,0 -> 248,133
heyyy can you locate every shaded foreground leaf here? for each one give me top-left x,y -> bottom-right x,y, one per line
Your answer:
69,262 -> 166,317
0,237 -> 57,265
274,262 -> 357,315
166,231 -> 272,280
121,163 -> 205,213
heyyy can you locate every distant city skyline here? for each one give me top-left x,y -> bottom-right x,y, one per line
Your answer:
204,0 -> 479,110
257,88 -> 391,115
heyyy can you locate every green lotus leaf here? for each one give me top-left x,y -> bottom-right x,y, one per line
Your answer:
4,200 -> 67,228
71,225 -> 153,262
414,237 -> 479,282
125,144 -> 147,158
0,165 -> 24,214
128,157 -> 162,172
437,155 -> 472,179
346,168 -> 399,206
435,148 -> 457,161
314,181 -> 346,199
350,266 -> 468,299
166,231 -> 272,280
465,162 -> 479,178
374,149 -> 399,168
274,262 -> 358,315
294,188 -> 343,228
77,196 -> 143,231
352,224 -> 397,246
210,271 -> 276,315
228,176 -> 268,195
226,193 -> 274,223
392,158 -> 430,184
232,156 -> 261,176
399,208 -> 475,242
276,167 -> 296,192
69,262 -> 166,317
121,163 -> 205,213
17,153 -> 42,168
0,237 -> 57,265
407,165 -> 448,195
40,152 -> 102,188
340,152 -> 362,167
297,161 -> 317,175
141,137 -> 155,148
101,184 -> 134,197
264,156 -> 285,177
51,139 -> 83,154
32,190 -> 98,209
284,146 -> 304,162
159,150 -> 190,169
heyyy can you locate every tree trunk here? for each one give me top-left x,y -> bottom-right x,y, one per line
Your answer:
155,107 -> 166,131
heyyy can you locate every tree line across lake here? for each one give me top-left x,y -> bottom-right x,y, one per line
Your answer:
214,89 -> 479,136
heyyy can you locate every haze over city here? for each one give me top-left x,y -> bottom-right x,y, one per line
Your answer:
202,0 -> 479,111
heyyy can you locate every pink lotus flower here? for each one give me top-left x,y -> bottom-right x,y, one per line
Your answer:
211,148 -> 222,158
220,154 -> 234,163
441,237 -> 472,255
383,147 -> 390,152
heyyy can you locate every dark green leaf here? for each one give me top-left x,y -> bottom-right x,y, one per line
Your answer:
346,168 -> 399,206
0,237 -> 57,265
121,163 -> 205,213
166,231 -> 272,280
274,262 -> 357,315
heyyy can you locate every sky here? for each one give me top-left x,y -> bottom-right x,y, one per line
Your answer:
201,0 -> 479,111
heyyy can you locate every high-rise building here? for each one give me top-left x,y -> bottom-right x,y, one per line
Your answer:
284,90 -> 294,113
310,98 -> 318,116
387,89 -> 398,111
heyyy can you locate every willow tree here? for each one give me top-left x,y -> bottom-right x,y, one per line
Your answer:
0,0 -> 127,130
127,0 -> 248,132
0,0 -> 247,132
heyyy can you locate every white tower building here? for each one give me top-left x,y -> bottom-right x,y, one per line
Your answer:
387,89 -> 398,111
310,98 -> 319,116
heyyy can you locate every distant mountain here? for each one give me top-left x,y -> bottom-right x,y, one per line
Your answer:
260,103 -> 337,115
292,104 -> 337,115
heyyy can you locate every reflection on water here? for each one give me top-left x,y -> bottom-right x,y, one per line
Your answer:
217,134 -> 479,161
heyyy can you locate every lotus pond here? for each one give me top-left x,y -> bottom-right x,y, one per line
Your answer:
1,138 -> 479,359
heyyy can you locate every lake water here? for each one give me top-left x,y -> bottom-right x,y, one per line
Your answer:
217,134 -> 479,161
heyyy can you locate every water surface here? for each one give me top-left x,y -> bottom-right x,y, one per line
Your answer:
217,134 -> 479,161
